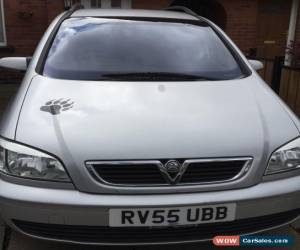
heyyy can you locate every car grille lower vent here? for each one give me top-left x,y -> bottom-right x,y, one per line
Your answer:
87,158 -> 252,187
13,210 -> 300,244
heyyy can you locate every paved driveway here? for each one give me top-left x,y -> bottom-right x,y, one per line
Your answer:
7,226 -> 300,250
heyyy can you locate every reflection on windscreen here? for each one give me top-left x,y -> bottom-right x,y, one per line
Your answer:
43,17 -> 244,81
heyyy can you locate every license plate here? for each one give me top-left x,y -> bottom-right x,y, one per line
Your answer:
109,203 -> 236,227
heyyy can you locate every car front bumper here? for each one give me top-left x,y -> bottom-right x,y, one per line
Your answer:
0,175 -> 300,245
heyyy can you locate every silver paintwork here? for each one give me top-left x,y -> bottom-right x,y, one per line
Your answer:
248,59 -> 264,71
2,175 -> 300,244
0,138 -> 56,159
0,8 -> 300,244
0,57 -> 28,71
71,9 -> 199,20
11,74 -> 299,195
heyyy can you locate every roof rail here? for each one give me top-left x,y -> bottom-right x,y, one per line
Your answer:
164,6 -> 197,16
65,3 -> 84,12
164,6 -> 204,21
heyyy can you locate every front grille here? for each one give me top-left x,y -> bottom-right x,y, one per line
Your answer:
13,210 -> 300,244
87,158 -> 252,186
91,163 -> 166,185
180,161 -> 246,183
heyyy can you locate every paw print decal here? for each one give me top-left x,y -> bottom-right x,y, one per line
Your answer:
40,99 -> 74,115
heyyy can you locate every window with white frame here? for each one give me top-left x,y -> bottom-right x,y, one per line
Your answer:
81,0 -> 131,9
0,0 -> 6,46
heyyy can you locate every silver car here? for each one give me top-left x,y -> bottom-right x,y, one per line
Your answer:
0,5 -> 300,246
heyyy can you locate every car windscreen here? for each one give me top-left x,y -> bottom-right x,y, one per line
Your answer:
42,17 -> 246,81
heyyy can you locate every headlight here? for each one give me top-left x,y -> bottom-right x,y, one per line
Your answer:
265,138 -> 300,175
0,138 -> 70,182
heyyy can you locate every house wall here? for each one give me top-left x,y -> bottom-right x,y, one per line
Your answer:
0,0 -> 297,84
132,0 -> 172,9
0,0 -> 285,60
46,0 -> 65,23
294,3 -> 300,49
132,0 -> 258,54
221,0 -> 258,55
1,0 -> 64,57
3,0 -> 47,56
0,0 -> 64,83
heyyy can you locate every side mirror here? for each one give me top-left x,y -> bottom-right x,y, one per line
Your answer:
0,57 -> 31,71
248,59 -> 264,71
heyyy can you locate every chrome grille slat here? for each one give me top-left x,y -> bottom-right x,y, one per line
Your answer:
86,158 -> 253,187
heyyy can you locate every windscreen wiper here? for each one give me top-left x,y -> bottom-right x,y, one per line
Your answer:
100,72 -> 219,81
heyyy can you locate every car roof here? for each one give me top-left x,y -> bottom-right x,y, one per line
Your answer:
71,9 -> 199,21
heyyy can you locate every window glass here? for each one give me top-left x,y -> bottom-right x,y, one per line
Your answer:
111,0 -> 121,8
91,0 -> 101,8
43,18 -> 245,81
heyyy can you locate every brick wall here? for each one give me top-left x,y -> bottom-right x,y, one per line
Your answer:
221,0 -> 258,55
0,0 -> 64,83
132,0 -> 258,54
46,0 -> 65,23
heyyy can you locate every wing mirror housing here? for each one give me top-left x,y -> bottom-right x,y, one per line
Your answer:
0,57 -> 31,72
248,59 -> 264,71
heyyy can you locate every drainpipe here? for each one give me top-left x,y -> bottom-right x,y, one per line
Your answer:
285,0 -> 299,66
